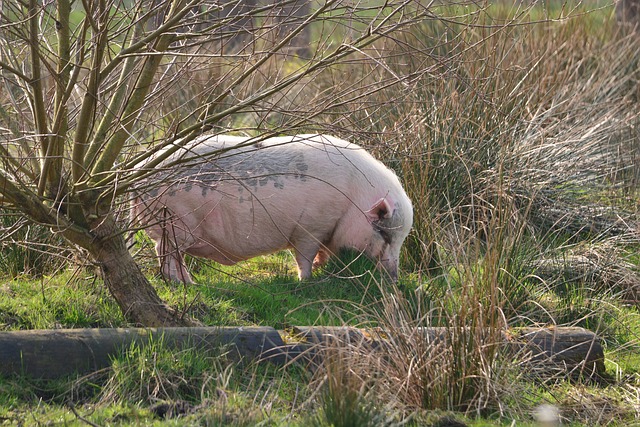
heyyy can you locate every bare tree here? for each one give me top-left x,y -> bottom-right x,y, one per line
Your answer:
0,0 -> 427,325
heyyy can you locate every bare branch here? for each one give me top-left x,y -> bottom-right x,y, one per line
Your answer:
87,0 -> 206,182
0,171 -> 93,247
0,59 -> 31,83
27,0 -> 48,189
70,0 -> 109,185
97,0 -> 202,81
80,18 -> 145,179
109,1 -> 429,193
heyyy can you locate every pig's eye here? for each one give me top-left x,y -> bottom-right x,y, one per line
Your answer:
375,224 -> 392,245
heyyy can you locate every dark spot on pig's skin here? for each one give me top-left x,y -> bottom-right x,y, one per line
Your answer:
142,145 -> 310,196
213,148 -> 308,191
296,162 -> 308,173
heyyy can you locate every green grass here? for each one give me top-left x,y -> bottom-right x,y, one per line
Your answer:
0,270 -> 125,330
187,250 -> 393,328
2,246 -> 637,425
1,230 -> 638,425
0,249 -> 401,330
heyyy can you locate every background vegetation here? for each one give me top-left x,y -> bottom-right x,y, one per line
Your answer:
0,0 -> 639,425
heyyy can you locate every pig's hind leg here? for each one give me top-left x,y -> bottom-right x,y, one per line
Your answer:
156,239 -> 194,284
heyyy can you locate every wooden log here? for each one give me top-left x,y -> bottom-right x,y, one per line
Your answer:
0,326 -> 606,380
290,325 -> 606,380
0,327 -> 286,379
291,326 -> 368,346
507,327 -> 607,379
617,0 -> 640,30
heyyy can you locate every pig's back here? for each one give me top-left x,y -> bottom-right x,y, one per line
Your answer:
152,134 -> 359,260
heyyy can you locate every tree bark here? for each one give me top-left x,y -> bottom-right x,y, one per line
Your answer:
88,213 -> 191,327
616,0 -> 640,29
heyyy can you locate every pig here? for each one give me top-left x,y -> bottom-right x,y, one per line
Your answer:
131,134 -> 413,284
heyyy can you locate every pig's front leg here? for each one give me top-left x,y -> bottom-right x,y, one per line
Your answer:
313,248 -> 330,270
293,242 -> 321,280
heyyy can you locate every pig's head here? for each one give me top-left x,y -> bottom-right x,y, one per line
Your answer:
362,196 -> 413,281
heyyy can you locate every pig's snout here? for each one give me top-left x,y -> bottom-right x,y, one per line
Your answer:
378,258 -> 399,282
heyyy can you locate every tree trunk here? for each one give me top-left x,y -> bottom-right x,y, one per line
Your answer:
88,213 -> 191,327
616,0 -> 640,29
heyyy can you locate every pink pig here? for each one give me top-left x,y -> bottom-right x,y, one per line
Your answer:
132,134 -> 413,284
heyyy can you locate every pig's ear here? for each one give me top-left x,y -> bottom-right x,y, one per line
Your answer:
367,198 -> 393,221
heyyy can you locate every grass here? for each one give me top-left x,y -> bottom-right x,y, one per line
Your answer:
0,271 -> 125,330
0,248 -> 391,330
1,0 -> 639,425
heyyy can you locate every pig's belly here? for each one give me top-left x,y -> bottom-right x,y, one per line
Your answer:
184,243 -> 247,265
183,229 -> 294,265
180,208 -> 300,265
154,181 -> 331,263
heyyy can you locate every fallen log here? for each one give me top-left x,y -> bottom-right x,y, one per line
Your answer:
508,327 -> 607,379
0,327 -> 286,379
290,325 -> 606,380
0,326 -> 605,380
